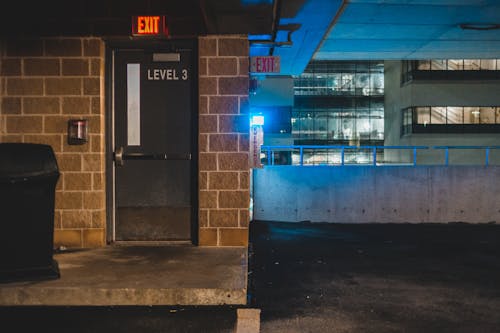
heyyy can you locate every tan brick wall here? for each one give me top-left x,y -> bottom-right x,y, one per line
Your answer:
0,37 -> 106,248
198,36 -> 250,246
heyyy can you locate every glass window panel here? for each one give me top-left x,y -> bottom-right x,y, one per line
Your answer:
447,59 -> 463,70
302,151 -> 314,165
416,107 -> 430,124
127,63 -> 141,146
464,107 -> 480,124
356,117 -> 371,140
354,73 -> 370,95
302,112 -> 315,137
431,60 -> 446,70
370,100 -> 384,110
480,59 -> 497,70
417,60 -> 431,70
354,73 -> 369,88
330,73 -> 342,94
464,59 -> 480,70
479,107 -> 495,124
314,112 -> 328,139
403,109 -> 410,126
370,73 -> 384,95
291,112 -> 300,135
371,118 -> 384,139
341,73 -> 354,93
446,107 -> 463,124
370,108 -> 384,119
371,61 -> 384,73
409,61 -> 417,72
340,118 -> 354,140
431,107 -> 446,124
293,111 -> 308,137
405,110 -> 413,132
328,113 -> 342,139
314,79 -> 322,95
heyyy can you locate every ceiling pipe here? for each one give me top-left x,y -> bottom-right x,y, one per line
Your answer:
248,0 -> 299,48
312,0 -> 349,58
199,0 -> 217,34
250,24 -> 300,47
460,23 -> 500,30
269,0 -> 282,54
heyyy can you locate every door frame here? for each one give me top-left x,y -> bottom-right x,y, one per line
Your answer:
104,38 -> 199,245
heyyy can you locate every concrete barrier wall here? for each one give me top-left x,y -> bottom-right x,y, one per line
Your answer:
252,166 -> 500,223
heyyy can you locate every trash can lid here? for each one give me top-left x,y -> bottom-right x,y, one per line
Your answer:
0,143 -> 59,181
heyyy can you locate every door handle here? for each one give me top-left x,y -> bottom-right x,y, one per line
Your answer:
114,147 -> 191,166
114,146 -> 124,166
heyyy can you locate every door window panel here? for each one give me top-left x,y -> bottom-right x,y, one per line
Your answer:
126,63 -> 141,146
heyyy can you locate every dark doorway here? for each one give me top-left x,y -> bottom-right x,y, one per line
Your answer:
107,40 -> 197,242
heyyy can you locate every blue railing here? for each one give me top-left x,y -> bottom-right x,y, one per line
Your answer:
434,146 -> 500,166
260,145 -> 500,166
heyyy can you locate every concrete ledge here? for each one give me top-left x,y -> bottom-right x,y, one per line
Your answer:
0,245 -> 248,306
236,308 -> 261,333
0,287 -> 247,306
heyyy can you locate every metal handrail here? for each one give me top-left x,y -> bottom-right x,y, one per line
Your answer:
261,145 -> 430,166
433,146 -> 500,166
261,145 -> 500,166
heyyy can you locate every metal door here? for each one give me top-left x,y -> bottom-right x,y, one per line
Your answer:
110,41 -> 196,241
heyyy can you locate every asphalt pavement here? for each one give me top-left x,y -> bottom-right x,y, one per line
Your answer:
1,220 -> 499,332
248,220 -> 500,333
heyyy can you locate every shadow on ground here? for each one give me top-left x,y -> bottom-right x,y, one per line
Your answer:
0,305 -> 237,333
248,220 -> 500,333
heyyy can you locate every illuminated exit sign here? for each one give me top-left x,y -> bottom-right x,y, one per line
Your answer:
250,56 -> 280,73
132,16 -> 168,36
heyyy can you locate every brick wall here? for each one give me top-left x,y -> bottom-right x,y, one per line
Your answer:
0,37 -> 106,248
198,36 -> 250,246
0,35 -> 250,248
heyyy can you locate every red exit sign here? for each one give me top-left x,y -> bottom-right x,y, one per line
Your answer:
132,16 -> 168,36
250,56 -> 280,73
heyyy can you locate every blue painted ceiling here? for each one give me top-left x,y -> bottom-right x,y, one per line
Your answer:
315,0 -> 500,61
250,0 -> 500,75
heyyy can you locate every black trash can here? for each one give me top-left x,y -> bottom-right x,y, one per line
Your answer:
0,143 -> 60,283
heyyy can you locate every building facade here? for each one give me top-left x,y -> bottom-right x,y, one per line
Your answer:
384,59 -> 500,164
0,35 -> 251,248
254,60 -> 385,165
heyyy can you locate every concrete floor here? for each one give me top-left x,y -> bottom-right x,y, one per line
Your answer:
0,244 -> 248,306
1,221 -> 499,332
249,221 -> 500,333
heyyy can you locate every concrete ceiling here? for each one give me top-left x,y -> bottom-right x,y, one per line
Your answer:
314,0 -> 500,61
250,0 -> 500,75
254,0 -> 344,76
0,0 -> 499,75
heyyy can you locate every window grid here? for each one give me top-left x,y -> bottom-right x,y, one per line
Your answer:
293,60 -> 385,142
294,61 -> 384,97
407,59 -> 500,72
402,106 -> 500,135
292,108 -> 384,141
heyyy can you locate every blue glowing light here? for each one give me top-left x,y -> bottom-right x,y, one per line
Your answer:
251,115 -> 265,126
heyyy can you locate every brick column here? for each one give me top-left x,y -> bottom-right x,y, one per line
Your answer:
198,36 -> 250,246
0,37 -> 106,248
